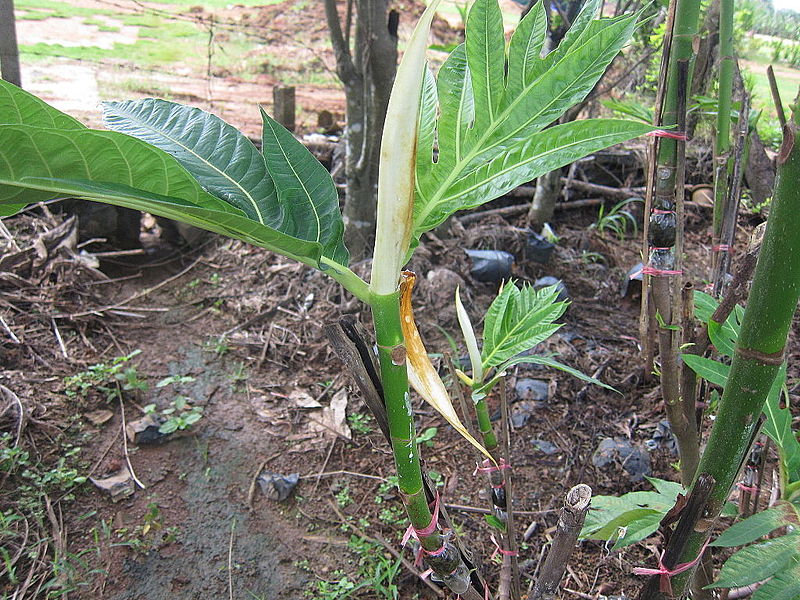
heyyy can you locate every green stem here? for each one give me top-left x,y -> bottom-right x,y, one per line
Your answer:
711,0 -> 735,286
319,256 -> 370,303
666,95 -> 800,599
474,397 -> 498,450
370,291 -> 438,551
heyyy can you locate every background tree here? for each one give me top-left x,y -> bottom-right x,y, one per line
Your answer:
323,0 -> 398,258
0,0 -> 21,87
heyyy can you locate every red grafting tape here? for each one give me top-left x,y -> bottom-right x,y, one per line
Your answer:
736,482 -> 758,493
652,209 -> 676,215
641,266 -> 683,277
401,491 -> 441,548
632,539 -> 711,596
489,534 -> 519,560
650,247 -> 672,251
473,458 -> 512,475
646,129 -> 689,141
712,244 -> 731,252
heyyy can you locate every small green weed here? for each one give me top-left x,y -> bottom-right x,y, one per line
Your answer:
205,335 -> 230,356
64,350 -> 145,402
580,250 -> 606,264
115,502 -> 179,552
156,374 -> 196,388
589,197 -> 642,240
377,505 -> 405,527
347,413 -> 372,435
0,432 -> 91,597
335,485 -> 353,508
144,396 -> 203,434
417,426 -> 438,447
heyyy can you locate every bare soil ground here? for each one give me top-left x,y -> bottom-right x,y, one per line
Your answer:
2,2 -> 793,600
3,190 -> 775,599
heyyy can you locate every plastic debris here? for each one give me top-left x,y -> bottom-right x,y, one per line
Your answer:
592,437 -> 652,482
126,413 -> 166,445
514,378 -> 549,402
531,439 -> 559,455
84,409 -> 114,426
645,419 -> 678,456
510,400 -> 537,428
258,471 -> 300,501
526,230 -> 555,264
465,249 -> 514,283
621,262 -> 644,298
533,276 -> 569,303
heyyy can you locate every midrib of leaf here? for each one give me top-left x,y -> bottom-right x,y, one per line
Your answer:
8,94 -> 23,124
111,108 -> 266,224
418,18 -> 629,227
262,117 -> 322,243
439,128 -> 631,203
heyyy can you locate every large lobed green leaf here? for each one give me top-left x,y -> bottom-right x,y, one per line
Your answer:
708,534 -> 800,589
711,504 -> 798,548
412,0 -> 652,243
102,98 -> 348,265
0,81 -> 349,271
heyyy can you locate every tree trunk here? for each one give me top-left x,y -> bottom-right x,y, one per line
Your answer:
0,0 -> 21,87
527,169 -> 562,226
323,0 -> 397,259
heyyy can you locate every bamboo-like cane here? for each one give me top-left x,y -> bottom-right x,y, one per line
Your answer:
662,91 -> 800,600
643,0 -> 703,487
530,484 -> 592,600
710,0 -> 735,287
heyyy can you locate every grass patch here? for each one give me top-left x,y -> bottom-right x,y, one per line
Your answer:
740,42 -> 799,149
17,0 -> 116,19
145,0 -> 283,5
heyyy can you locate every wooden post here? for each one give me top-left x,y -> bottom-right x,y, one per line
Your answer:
272,85 -> 295,132
0,0 -> 21,87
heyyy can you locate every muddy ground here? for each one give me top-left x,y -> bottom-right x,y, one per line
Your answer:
2,184 -> 775,600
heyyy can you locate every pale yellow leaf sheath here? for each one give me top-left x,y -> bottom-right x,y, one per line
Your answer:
399,271 -> 496,464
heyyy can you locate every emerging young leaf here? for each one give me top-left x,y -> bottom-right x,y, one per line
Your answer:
412,0 -> 654,246
455,287 -> 483,385
481,281 -> 566,371
371,0 -> 441,293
